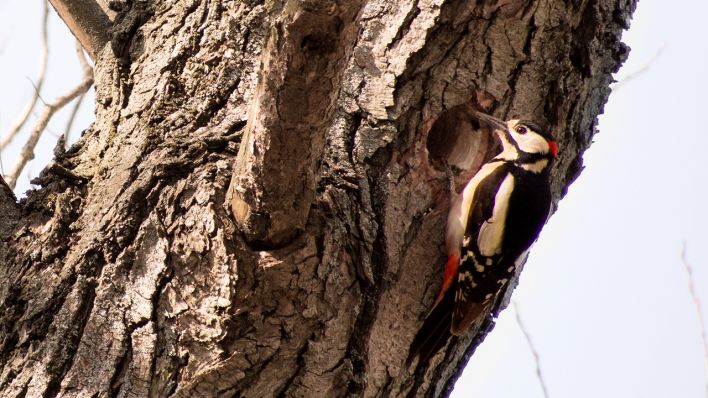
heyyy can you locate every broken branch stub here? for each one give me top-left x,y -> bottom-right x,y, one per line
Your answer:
229,1 -> 361,248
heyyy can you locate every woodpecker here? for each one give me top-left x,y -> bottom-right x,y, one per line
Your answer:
408,112 -> 558,367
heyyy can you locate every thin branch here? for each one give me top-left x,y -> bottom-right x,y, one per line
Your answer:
513,301 -> 550,398
4,61 -> 94,189
63,40 -> 91,146
64,93 -> 86,143
680,242 -> 708,398
0,0 -> 50,151
612,44 -> 666,92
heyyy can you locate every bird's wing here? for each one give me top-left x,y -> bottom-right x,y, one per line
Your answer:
451,164 -> 511,334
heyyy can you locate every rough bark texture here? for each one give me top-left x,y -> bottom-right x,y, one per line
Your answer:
0,0 -> 635,397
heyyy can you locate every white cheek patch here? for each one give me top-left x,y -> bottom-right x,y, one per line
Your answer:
477,173 -> 515,257
512,131 -> 549,155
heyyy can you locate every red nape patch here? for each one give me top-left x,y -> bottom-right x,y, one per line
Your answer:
433,254 -> 460,307
548,140 -> 558,158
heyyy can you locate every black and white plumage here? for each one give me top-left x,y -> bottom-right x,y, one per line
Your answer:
408,112 -> 557,368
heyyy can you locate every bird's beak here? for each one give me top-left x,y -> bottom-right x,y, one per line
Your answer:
474,111 -> 507,132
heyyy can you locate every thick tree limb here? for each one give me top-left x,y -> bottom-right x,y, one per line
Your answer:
47,0 -> 112,60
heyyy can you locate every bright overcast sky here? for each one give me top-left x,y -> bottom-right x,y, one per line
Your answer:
1,1 -> 706,397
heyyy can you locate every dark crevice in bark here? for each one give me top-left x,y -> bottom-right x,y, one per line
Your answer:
570,1 -> 598,78
0,286 -> 26,370
108,335 -> 133,398
104,178 -> 161,264
111,1 -> 154,62
273,337 -> 310,398
43,280 -> 98,398
16,381 -> 29,398
523,16 -> 537,55
387,0 -> 421,50
347,112 -> 363,167
543,79 -> 564,126
240,228 -> 304,251
2,260 -> 86,369
345,283 -> 378,395
521,0 -> 539,19
147,253 -> 174,395
165,353 -> 188,398
346,167 -> 390,395
396,0 -> 479,86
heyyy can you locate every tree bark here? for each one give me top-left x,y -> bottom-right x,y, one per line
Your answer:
0,0 -> 635,397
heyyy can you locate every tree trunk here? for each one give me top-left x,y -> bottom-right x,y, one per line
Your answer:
0,0 -> 635,396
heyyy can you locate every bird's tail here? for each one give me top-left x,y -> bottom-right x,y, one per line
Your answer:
406,286 -> 455,369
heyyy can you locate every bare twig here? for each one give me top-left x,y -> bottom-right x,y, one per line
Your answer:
513,300 -> 550,398
4,58 -> 94,189
0,0 -> 50,151
63,40 -> 91,145
64,93 -> 86,144
612,44 -> 666,92
680,242 -> 708,397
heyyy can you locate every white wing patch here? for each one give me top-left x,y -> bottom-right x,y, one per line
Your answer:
477,173 -> 515,257
446,161 -> 505,254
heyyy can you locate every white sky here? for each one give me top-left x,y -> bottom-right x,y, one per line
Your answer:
1,1 -> 706,397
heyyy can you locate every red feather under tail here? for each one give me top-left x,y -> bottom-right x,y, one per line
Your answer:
434,254 -> 460,307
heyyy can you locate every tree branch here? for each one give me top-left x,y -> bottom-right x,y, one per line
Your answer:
513,301 -> 550,398
680,242 -> 708,397
47,0 -> 112,60
612,44 -> 666,92
0,0 -> 49,152
4,49 -> 94,189
63,40 -> 91,146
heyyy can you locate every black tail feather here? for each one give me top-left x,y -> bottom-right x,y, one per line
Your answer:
406,288 -> 455,369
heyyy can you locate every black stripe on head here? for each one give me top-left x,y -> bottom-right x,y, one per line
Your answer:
518,120 -> 554,141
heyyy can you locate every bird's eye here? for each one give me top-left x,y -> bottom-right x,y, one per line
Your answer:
515,125 -> 528,134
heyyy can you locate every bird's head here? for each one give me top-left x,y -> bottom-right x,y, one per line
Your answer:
475,112 -> 558,160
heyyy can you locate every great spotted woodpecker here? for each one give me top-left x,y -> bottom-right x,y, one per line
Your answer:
408,112 -> 558,367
